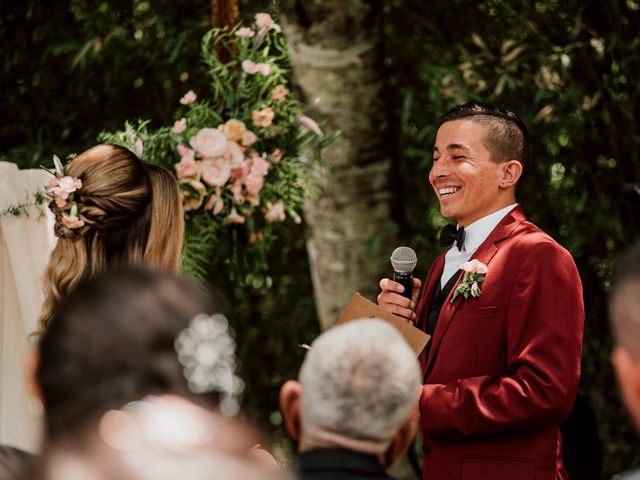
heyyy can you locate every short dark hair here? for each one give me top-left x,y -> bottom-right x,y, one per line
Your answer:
36,268 -> 221,443
439,102 -> 531,175
610,241 -> 640,354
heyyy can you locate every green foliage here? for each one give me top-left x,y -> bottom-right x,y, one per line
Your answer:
385,0 -> 640,476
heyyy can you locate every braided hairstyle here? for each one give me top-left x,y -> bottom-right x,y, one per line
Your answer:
38,144 -> 184,331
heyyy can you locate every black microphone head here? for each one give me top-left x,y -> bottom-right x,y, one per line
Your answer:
390,246 -> 417,273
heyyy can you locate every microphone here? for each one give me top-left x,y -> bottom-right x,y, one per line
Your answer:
390,246 -> 418,301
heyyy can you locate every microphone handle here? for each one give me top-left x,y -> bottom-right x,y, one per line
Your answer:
393,271 -> 413,301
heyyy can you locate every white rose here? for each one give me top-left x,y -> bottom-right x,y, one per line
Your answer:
201,158 -> 231,187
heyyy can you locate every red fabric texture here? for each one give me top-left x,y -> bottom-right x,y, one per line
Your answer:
415,207 -> 584,480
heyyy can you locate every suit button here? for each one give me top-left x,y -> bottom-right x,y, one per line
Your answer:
422,443 -> 431,454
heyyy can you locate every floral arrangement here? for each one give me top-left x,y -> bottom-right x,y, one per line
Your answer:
451,259 -> 488,303
100,13 -> 333,282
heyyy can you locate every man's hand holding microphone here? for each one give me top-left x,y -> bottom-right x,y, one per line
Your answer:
377,247 -> 421,324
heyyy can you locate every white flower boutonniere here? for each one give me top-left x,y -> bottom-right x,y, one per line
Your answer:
451,259 -> 488,303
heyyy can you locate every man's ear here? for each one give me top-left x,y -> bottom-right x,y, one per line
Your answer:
499,160 -> 523,189
382,401 -> 420,468
612,345 -> 640,431
279,380 -> 302,444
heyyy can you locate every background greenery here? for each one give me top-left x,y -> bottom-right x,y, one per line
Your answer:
2,0 -> 639,477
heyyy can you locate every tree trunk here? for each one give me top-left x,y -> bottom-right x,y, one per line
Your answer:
278,0 -> 398,330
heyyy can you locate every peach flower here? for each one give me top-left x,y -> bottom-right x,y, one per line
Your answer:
235,27 -> 255,38
245,173 -> 265,196
62,214 -> 85,229
255,13 -> 275,30
251,107 -> 275,128
241,130 -> 257,147
242,60 -> 258,75
180,179 -> 207,211
271,85 -> 288,101
177,143 -> 195,158
175,155 -> 199,179
460,259 -> 488,274
251,155 -> 271,177
205,194 -> 224,215
255,63 -> 270,76
218,119 -> 246,142
180,90 -> 197,105
201,158 -> 231,187
172,118 -> 187,134
299,115 -> 322,136
225,211 -> 245,224
224,141 -> 244,167
190,128 -> 226,158
270,148 -> 283,162
265,201 -> 286,223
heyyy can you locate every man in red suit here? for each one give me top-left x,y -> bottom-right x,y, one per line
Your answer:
378,102 -> 584,480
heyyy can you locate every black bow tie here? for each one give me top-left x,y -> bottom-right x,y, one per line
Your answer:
439,224 -> 465,251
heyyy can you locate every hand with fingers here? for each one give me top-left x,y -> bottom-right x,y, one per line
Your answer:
377,277 -> 422,324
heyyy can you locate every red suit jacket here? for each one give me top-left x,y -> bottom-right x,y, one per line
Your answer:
415,206 -> 584,480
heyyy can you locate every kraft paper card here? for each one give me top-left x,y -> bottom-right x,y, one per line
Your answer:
337,293 -> 430,356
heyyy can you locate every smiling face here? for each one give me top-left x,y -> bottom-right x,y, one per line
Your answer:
429,119 -> 518,227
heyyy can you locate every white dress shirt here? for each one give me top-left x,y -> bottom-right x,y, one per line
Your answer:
440,204 -> 518,288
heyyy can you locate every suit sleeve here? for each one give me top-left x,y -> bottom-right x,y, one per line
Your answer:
420,240 -> 584,437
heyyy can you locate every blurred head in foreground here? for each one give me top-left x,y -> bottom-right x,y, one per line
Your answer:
279,319 -> 421,467
33,268 -> 282,479
610,241 -> 640,430
40,394 -> 282,480
35,268 -> 246,443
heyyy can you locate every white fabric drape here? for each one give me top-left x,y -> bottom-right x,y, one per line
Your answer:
0,161 -> 56,452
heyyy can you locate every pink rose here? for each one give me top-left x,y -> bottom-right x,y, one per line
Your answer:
224,141 -> 244,167
177,143 -> 195,158
62,214 -> 85,229
271,85 -> 288,101
180,179 -> 207,211
172,117 -> 187,134
255,13 -> 275,30
299,115 -> 323,136
54,196 -> 67,208
241,130 -> 257,147
245,173 -> 265,195
250,155 -> 271,177
175,156 -> 199,179
265,201 -> 285,223
251,107 -> 275,128
242,60 -> 258,75
460,259 -> 488,275
235,27 -> 255,38
180,90 -> 197,105
255,63 -> 270,76
225,211 -> 245,224
201,158 -> 231,187
270,148 -> 283,162
190,128 -> 226,158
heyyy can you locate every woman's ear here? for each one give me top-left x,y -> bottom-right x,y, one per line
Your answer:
25,348 -> 42,402
499,160 -> 523,189
279,380 -> 302,445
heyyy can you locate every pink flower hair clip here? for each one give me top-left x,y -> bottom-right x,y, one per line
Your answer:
45,155 -> 85,229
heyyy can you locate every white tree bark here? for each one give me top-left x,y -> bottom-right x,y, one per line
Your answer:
278,0 -> 398,330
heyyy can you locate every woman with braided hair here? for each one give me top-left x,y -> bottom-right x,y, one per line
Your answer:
38,144 -> 184,331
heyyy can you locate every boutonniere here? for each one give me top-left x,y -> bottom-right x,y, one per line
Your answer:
451,259 -> 488,303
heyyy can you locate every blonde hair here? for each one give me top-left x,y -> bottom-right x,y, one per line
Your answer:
38,144 -> 184,331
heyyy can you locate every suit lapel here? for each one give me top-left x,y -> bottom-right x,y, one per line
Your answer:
416,254 -> 445,332
423,206 -> 527,378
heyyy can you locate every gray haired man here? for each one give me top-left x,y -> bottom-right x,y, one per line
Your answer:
279,319 -> 421,480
